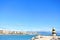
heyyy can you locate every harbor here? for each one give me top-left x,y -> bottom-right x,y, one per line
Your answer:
32,28 -> 60,40
0,0 -> 60,40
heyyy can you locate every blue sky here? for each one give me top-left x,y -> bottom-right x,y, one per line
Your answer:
0,0 -> 60,31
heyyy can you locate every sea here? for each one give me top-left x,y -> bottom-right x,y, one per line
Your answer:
0,35 -> 35,40
0,32 -> 60,40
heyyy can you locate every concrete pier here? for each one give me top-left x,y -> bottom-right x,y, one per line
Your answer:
32,28 -> 60,40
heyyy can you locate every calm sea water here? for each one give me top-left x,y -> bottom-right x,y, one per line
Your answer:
0,32 -> 60,40
0,35 -> 35,40
38,32 -> 60,36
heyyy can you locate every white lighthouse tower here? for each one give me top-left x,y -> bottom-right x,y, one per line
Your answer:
52,28 -> 56,36
51,27 -> 58,40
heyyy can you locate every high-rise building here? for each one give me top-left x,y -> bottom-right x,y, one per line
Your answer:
0,30 -> 3,34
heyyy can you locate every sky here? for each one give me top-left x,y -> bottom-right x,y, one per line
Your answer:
0,0 -> 60,31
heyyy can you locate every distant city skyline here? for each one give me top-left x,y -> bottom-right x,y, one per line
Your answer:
0,0 -> 60,31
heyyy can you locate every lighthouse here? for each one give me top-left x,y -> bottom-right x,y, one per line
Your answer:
51,28 -> 58,40
52,28 -> 56,36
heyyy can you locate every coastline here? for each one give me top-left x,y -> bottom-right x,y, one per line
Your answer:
32,35 -> 60,40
